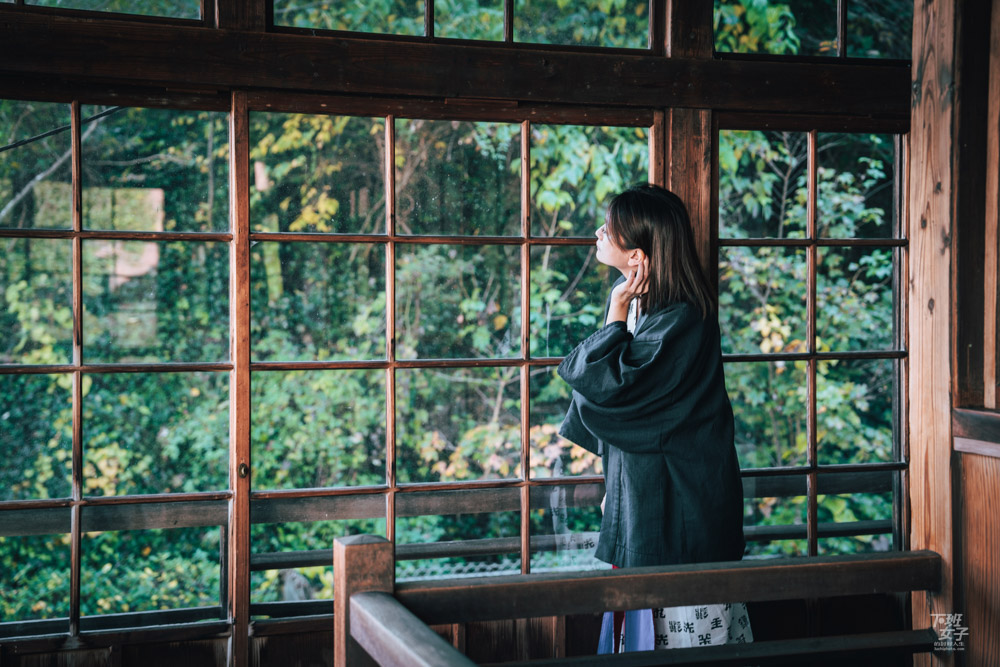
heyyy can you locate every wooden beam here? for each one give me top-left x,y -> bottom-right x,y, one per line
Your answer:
958,452 -> 1000,665
986,0 -> 1000,409
333,535 -> 393,667
666,0 -> 713,59
0,14 -> 910,118
909,0 -> 958,663
667,108 -> 715,287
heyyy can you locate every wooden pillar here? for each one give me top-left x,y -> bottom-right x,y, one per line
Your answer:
334,534 -> 395,667
985,0 -> 1000,410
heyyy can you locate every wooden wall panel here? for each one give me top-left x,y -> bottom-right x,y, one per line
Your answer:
986,0 -> 1000,409
667,108 -> 715,287
959,453 -> 1000,665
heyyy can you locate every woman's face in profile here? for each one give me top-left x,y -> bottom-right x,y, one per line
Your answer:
595,223 -> 635,274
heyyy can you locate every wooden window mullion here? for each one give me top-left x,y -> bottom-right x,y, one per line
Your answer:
385,114 -> 397,546
69,98 -> 83,638
519,120 -> 531,575
806,129 -> 819,557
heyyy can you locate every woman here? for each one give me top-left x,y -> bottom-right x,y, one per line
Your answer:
557,184 -> 752,652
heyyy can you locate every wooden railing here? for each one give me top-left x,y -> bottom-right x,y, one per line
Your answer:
333,535 -> 941,666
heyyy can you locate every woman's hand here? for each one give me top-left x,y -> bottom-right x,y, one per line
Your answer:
606,257 -> 649,325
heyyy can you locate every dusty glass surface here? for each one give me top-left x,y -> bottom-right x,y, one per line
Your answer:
817,358 -> 896,465
435,0 -> 503,40
273,0 -> 425,35
529,244 -> 610,358
0,100 -> 72,230
81,106 -> 228,232
82,240 -> 229,363
719,130 -> 808,239
0,529 -> 71,625
528,484 -> 605,573
725,361 -> 808,469
817,246 -> 895,351
250,113 -> 385,235
26,0 -> 199,18
0,238 -> 72,365
846,0 -> 912,59
817,133 -> 896,238
514,0 -> 648,49
719,246 -> 807,355
817,491 -> 894,554
251,369 -> 386,490
83,372 -> 228,496
528,367 -> 602,479
530,124 -> 648,238
396,244 -> 520,359
396,367 -> 520,483
715,0 -> 837,57
0,374 -> 72,501
251,242 -> 386,361
395,119 -> 520,236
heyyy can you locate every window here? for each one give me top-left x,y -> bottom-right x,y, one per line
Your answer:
11,0 -> 200,20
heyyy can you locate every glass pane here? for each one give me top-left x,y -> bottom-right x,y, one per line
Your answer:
81,106 -> 228,232
0,374 -> 72,500
0,529 -> 71,625
26,0 -> 199,18
396,489 -> 521,581
714,0 -> 837,56
251,370 -> 386,490
274,0 -> 425,35
531,124 -> 649,237
514,0 -> 648,49
726,361 -> 808,468
817,491 -> 893,554
719,246 -> 807,355
396,244 -> 520,359
80,523 -> 221,617
817,246 -> 895,351
251,242 -> 386,361
83,372 -> 228,497
529,367 -> 602,478
395,119 -> 520,236
817,358 -> 895,465
529,244 -> 610,358
817,133 -> 896,238
397,367 -> 520,483
435,0 -> 503,40
250,113 -> 385,235
528,483 -> 606,573
846,0 -> 912,59
82,240 -> 229,363
718,130 -> 808,239
0,238 -> 72,364
250,517 -> 386,608
742,495 -> 808,558
0,100 -> 71,230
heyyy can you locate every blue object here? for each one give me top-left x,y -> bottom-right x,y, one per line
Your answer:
597,609 -> 654,654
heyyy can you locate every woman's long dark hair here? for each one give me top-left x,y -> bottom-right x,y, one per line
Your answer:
605,183 -> 715,318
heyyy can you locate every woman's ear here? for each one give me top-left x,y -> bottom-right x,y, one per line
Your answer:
627,249 -> 645,266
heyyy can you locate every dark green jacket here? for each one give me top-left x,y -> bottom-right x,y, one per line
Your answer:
557,299 -> 745,568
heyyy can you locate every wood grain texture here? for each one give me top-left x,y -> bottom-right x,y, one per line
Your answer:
667,108 -> 714,285
986,0 -> 1000,409
333,535 -> 392,667
959,452 -> 1000,666
666,0 -> 713,59
908,0 -> 957,664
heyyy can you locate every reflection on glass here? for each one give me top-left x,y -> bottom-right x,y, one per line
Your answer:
714,0 -> 837,56
719,130 -> 808,239
251,242 -> 386,361
273,0 -> 425,35
250,113 -> 385,234
817,358 -> 895,465
396,244 -> 519,359
719,246 -> 806,354
0,238 -> 72,364
529,244 -> 610,358
743,495 -> 808,558
817,133 -> 896,238
725,361 -> 808,468
397,367 -> 520,483
0,531 -> 71,623
514,0 -> 648,48
251,370 -> 386,490
26,0 -> 199,18
250,517 -> 386,606
529,367 -> 602,478
846,0 -> 912,59
530,124 -> 648,237
82,240 -> 229,362
0,100 -> 72,230
83,372 -> 228,496
817,247 -> 895,351
817,492 -> 893,554
528,484 -> 605,573
80,524 -> 220,617
81,106 -> 228,232
435,0 -> 503,40
396,490 -> 521,581
1,374 -> 72,501
395,119 -> 520,236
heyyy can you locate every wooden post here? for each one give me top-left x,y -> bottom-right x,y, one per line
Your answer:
335,535 -> 395,667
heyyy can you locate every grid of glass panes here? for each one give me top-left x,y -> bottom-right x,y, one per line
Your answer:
0,99 -> 230,635
718,125 -> 906,558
